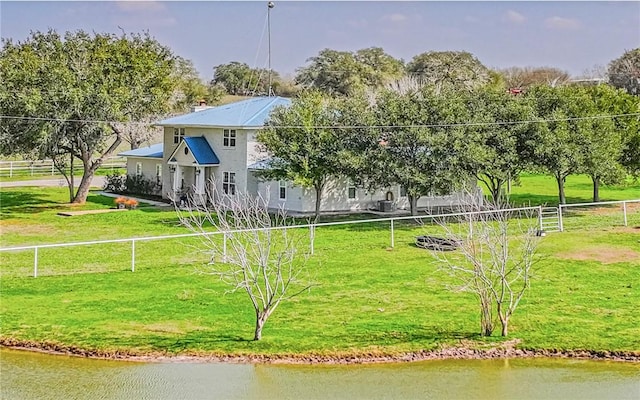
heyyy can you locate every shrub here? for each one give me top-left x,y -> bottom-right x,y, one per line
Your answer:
124,175 -> 160,196
103,173 -> 126,193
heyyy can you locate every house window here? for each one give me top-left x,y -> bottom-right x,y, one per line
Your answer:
400,186 -> 407,197
223,172 -> 236,195
223,129 -> 236,147
135,162 -> 142,177
279,180 -> 287,200
173,128 -> 185,144
155,164 -> 162,184
347,183 -> 356,200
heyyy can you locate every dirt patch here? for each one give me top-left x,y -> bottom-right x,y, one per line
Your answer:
558,246 -> 640,264
0,220 -> 58,236
2,337 -> 639,364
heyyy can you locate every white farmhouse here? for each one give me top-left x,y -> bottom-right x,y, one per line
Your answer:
119,96 -> 473,214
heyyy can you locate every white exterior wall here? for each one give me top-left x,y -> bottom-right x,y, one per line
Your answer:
257,178 -> 306,212
257,176 -> 478,214
125,157 -> 163,192
162,126 -> 256,199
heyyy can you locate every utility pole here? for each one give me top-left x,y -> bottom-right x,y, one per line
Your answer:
267,1 -> 275,96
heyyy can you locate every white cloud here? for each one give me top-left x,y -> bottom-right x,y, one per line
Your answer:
544,16 -> 581,30
382,13 -> 409,23
504,10 -> 526,24
115,1 -> 166,13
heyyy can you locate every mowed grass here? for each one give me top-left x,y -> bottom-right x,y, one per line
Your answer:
505,173 -> 640,206
0,176 -> 639,357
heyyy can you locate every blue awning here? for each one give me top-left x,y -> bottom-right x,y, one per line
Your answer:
180,136 -> 220,165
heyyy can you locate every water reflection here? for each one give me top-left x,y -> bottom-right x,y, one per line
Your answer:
1,348 -> 639,400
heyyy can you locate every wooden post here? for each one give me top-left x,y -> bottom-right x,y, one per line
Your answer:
623,202 -> 628,227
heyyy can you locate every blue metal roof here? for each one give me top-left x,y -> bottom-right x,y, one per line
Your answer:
183,136 -> 220,165
156,96 -> 291,128
118,143 -> 163,158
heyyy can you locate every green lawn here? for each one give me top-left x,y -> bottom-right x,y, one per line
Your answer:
503,173 -> 640,206
0,176 -> 639,358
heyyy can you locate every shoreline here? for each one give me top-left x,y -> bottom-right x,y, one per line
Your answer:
2,338 -> 639,364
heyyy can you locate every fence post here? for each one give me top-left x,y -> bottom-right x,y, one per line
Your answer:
9,161 -> 13,178
223,232 -> 227,260
390,219 -> 395,248
538,206 -> 543,231
623,201 -> 628,227
310,225 -> 315,255
131,239 -> 136,272
51,162 -> 54,175
34,247 -> 38,278
30,162 -> 34,176
558,205 -> 564,232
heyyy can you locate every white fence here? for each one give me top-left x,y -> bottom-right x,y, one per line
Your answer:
1,200 -> 638,278
0,157 -> 126,178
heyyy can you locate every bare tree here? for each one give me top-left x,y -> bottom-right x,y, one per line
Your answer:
431,194 -> 541,336
174,183 -> 315,340
499,66 -> 570,89
113,118 -> 163,150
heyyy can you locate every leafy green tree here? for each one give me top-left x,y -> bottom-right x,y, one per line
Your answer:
212,61 -> 284,96
526,86 -> 586,204
462,88 -> 539,202
608,48 -> 640,96
212,61 -> 254,95
0,30 -> 176,203
406,51 -> 491,93
171,57 -> 220,113
578,85 -> 635,202
295,47 -> 404,96
257,91 -> 342,222
354,47 -> 405,87
371,87 -> 471,215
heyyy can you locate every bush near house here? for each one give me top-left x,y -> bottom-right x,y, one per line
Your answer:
103,173 -> 160,197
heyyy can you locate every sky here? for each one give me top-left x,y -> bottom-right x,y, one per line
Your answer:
1,1 -> 638,80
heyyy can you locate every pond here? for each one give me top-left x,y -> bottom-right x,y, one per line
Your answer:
1,348 -> 639,399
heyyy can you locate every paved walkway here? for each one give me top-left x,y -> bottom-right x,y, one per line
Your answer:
97,191 -> 172,208
0,176 -> 106,188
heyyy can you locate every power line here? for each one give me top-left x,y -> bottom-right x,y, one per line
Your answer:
1,112 -> 637,130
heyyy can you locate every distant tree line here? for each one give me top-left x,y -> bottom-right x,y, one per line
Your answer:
1,26 -> 637,207
259,83 -> 639,218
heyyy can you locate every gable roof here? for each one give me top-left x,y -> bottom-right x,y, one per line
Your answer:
168,136 -> 220,166
118,143 -> 163,159
156,96 -> 291,128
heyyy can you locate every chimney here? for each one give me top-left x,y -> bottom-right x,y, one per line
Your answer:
191,99 -> 213,113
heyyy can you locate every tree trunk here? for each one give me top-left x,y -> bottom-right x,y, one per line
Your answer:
501,321 -> 508,336
408,194 -> 419,216
555,174 -> 566,205
72,162 -> 98,204
479,294 -> 493,336
72,172 -> 94,204
254,310 -> 271,341
313,183 -> 324,223
592,175 -> 600,203
68,154 -> 75,203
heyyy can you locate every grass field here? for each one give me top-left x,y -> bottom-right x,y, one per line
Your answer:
0,175 -> 639,358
